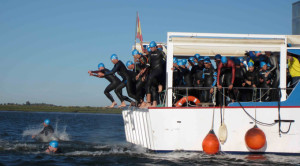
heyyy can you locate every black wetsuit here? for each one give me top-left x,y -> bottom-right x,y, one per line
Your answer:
146,50 -> 164,98
217,60 -> 236,106
100,68 -> 120,102
233,66 -> 246,101
266,55 -> 280,100
179,66 -> 192,87
135,55 -> 148,102
40,125 -> 54,136
105,60 -> 138,101
191,64 -> 204,99
259,69 -> 272,101
244,70 -> 259,101
202,67 -> 217,102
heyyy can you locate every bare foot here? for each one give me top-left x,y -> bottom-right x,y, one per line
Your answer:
118,105 -> 126,108
143,102 -> 151,108
129,101 -> 136,107
151,101 -> 157,107
108,102 -> 117,108
139,102 -> 147,108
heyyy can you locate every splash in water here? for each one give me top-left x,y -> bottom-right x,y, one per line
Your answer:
22,121 -> 70,142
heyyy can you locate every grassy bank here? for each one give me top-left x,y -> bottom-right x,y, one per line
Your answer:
0,105 -> 123,114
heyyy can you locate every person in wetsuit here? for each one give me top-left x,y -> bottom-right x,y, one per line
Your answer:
89,63 -> 133,107
202,58 -> 217,103
242,62 -> 258,101
132,49 -> 149,107
265,51 -> 280,100
89,63 -> 120,108
233,58 -> 246,101
217,56 -> 236,106
32,119 -> 54,139
258,61 -> 272,101
104,54 -> 139,105
214,54 -> 222,69
191,55 -> 205,100
143,41 -> 165,108
45,140 -> 62,154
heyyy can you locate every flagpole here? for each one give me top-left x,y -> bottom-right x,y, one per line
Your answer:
134,11 -> 138,49
134,12 -> 138,73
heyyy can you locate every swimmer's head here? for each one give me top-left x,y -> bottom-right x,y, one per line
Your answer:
110,54 -> 118,64
49,140 -> 58,148
44,119 -> 50,126
98,63 -> 105,70
221,56 -> 228,64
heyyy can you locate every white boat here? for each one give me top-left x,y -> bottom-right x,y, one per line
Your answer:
122,32 -> 300,154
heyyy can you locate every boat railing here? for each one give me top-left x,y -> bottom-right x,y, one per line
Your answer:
162,87 -> 294,107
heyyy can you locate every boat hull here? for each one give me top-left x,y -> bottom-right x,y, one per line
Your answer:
122,106 -> 300,154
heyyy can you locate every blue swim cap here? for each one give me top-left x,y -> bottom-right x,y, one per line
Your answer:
221,56 -> 228,64
189,57 -> 195,62
204,56 -> 210,61
194,54 -> 201,59
215,54 -> 221,60
198,57 -> 204,61
204,59 -> 211,63
44,119 -> 50,125
177,60 -> 184,66
110,54 -> 118,60
182,59 -> 187,65
158,47 -> 162,51
126,61 -> 133,68
132,49 -> 139,56
49,140 -> 58,148
248,62 -> 254,67
147,47 -> 151,53
98,63 -> 104,68
255,51 -> 262,54
260,61 -> 267,68
238,57 -> 244,63
149,41 -> 157,48
173,57 -> 178,64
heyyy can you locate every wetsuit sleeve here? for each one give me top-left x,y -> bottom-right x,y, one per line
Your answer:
230,61 -> 235,85
90,70 -> 100,73
217,63 -> 223,86
104,63 -> 119,76
212,71 -> 217,87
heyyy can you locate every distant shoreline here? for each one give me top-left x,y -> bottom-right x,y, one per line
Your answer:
0,105 -> 122,114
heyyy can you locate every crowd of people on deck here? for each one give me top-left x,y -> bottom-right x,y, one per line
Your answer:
88,41 -> 300,108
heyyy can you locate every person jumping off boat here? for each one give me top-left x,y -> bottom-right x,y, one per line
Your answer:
104,54 -> 139,104
89,62 -> 134,108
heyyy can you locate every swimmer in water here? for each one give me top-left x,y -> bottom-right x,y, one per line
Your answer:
45,140 -> 62,154
32,119 -> 54,139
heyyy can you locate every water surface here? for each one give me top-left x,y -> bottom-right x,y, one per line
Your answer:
0,111 -> 299,166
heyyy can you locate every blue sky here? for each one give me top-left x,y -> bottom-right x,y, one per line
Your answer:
0,0 -> 297,106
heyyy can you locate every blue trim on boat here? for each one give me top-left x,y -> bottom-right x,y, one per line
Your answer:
229,82 -> 300,107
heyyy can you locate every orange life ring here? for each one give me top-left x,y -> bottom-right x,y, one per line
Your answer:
175,96 -> 200,107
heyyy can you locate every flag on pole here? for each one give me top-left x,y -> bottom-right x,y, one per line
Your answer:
136,13 -> 143,43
